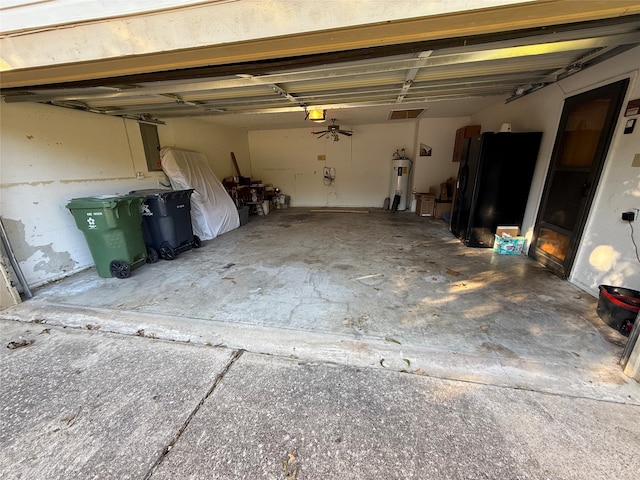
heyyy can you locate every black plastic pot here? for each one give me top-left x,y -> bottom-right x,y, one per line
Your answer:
596,285 -> 640,336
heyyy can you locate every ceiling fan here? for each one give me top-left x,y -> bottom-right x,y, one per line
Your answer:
311,119 -> 353,141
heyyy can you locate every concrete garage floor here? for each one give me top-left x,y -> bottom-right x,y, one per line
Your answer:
2,208 -> 637,402
2,208 -> 640,479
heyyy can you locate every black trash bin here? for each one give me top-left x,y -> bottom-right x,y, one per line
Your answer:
596,285 -> 640,336
130,189 -> 200,260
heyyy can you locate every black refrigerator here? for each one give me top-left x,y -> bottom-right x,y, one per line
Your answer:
450,131 -> 542,247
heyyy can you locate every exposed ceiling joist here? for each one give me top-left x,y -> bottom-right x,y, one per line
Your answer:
397,51 -> 433,103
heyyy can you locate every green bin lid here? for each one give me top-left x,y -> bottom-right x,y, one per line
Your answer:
66,194 -> 144,210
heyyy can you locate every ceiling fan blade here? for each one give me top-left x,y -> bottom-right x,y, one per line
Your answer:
339,130 -> 353,136
314,132 -> 329,138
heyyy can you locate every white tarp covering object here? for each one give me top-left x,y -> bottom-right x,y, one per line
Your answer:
160,147 -> 239,240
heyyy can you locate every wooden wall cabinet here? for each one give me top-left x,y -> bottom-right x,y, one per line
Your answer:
452,125 -> 481,162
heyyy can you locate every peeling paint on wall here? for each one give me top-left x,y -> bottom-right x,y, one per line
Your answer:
1,181 -> 55,188
60,177 -> 135,184
2,218 -> 77,278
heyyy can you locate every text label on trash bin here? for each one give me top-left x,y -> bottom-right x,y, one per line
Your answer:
85,211 -> 103,229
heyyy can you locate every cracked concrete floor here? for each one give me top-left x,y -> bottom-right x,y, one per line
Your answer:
3,321 -> 638,480
2,208 -> 638,403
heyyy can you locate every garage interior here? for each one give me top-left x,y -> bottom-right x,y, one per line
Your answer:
1,1 -> 640,392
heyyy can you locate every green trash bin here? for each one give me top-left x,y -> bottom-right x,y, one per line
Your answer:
66,194 -> 148,279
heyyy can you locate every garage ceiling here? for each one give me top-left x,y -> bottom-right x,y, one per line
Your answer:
3,15 -> 640,129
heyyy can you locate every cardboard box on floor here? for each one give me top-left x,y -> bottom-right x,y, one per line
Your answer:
440,178 -> 455,201
415,193 -> 435,216
428,178 -> 456,202
496,226 -> 520,237
434,200 -> 452,219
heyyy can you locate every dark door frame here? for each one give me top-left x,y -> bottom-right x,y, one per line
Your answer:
529,78 -> 630,278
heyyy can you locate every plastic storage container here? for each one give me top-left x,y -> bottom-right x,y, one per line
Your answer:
130,189 -> 199,260
237,206 -> 249,226
66,194 -> 149,278
596,285 -> 640,336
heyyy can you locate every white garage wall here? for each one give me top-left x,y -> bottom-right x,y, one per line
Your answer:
248,119 -> 469,208
249,123 -> 410,207
0,102 -> 155,288
412,117 -> 475,195
0,102 -> 249,288
471,46 -> 640,295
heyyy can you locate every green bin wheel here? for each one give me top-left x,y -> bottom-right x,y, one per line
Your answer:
192,235 -> 202,249
146,247 -> 159,264
110,260 -> 131,279
160,242 -> 176,260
